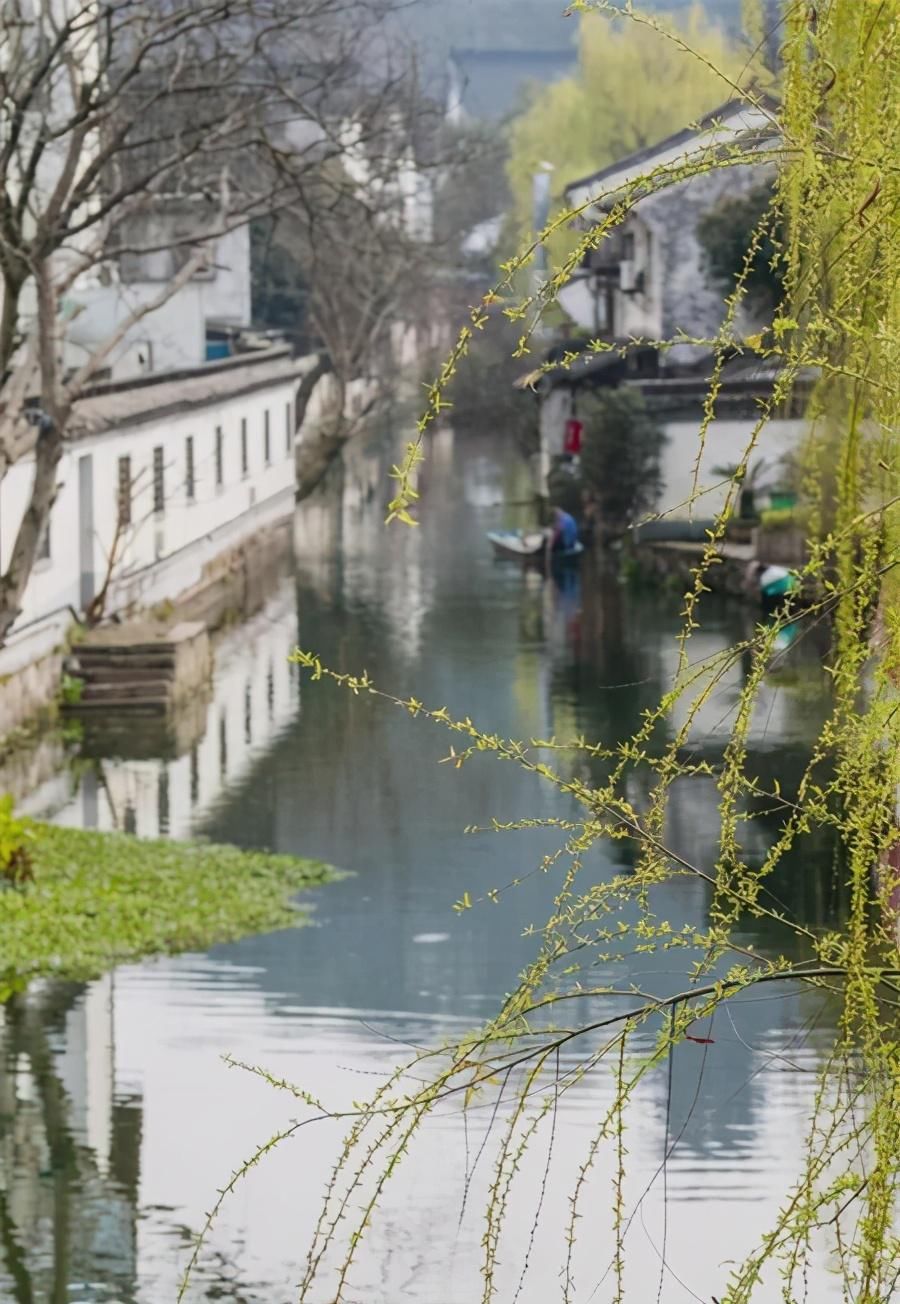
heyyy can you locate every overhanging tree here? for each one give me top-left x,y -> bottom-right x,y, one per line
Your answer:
183,2 -> 900,1300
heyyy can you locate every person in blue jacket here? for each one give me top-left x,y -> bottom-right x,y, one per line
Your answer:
550,506 -> 579,553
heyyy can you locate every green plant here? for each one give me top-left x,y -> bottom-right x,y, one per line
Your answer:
505,7 -> 762,264
0,823 -> 334,991
189,3 -> 900,1301
759,506 -> 799,530
0,795 -> 34,887
579,386 -> 665,537
697,180 -> 785,312
713,457 -> 768,519
546,457 -> 584,518
59,673 -> 84,706
59,718 -> 84,747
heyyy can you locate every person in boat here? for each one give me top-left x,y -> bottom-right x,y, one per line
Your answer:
550,506 -> 579,554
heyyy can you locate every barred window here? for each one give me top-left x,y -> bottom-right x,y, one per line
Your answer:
153,447 -> 165,514
118,455 -> 132,525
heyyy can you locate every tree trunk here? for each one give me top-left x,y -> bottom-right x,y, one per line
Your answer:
293,350 -> 332,434
294,369 -> 380,505
0,264 -> 66,646
295,415 -> 354,504
294,358 -> 350,505
0,416 -> 64,645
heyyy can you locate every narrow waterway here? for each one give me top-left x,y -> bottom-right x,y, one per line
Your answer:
1,427 -> 842,1302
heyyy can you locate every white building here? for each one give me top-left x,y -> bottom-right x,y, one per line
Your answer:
560,98 -> 777,356
531,98 -> 807,524
0,348 -> 304,731
64,217 -> 254,380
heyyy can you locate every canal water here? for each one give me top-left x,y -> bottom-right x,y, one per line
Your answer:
1,427 -> 842,1302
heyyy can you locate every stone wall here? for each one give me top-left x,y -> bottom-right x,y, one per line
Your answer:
0,646 -> 65,742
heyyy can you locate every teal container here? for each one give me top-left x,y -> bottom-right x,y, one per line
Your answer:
768,491 -> 797,511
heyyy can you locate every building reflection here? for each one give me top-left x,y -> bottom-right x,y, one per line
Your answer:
0,979 -> 141,1302
21,580 -> 300,839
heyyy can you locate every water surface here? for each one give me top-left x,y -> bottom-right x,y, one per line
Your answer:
0,429 -> 841,1302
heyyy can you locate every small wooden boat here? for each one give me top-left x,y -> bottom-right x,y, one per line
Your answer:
487,530 -> 584,565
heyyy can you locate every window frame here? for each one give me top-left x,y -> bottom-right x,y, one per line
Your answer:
117,454 -> 132,527
152,446 -> 165,515
185,435 -> 196,502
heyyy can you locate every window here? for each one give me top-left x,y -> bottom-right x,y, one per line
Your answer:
219,710 -> 228,777
263,409 -> 271,465
157,765 -> 170,837
285,402 -> 293,455
185,435 -> 195,501
153,446 -> 165,514
622,230 -> 636,261
240,417 -> 248,477
215,426 -> 223,488
37,516 -> 51,561
117,455 -> 132,526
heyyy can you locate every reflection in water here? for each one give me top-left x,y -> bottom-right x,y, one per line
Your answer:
0,979 -> 141,1303
23,585 -> 299,839
1,429 -> 843,1301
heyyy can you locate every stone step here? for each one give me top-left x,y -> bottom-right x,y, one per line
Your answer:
72,646 -> 179,665
67,699 -> 170,715
73,662 -> 176,683
75,679 -> 172,703
64,620 -> 210,718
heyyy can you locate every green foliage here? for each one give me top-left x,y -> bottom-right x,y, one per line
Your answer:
59,673 -> 83,706
0,796 -> 34,888
444,313 -> 539,455
546,388 -> 666,531
579,386 -> 665,536
546,459 -> 584,518
191,4 -> 900,1301
697,180 -> 785,311
506,7 -> 759,264
760,506 -> 805,531
0,823 -> 333,998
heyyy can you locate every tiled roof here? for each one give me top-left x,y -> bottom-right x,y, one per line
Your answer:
565,96 -> 780,202
70,349 -> 308,438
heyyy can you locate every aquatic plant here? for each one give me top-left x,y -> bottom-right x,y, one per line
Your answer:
0,822 -> 332,1000
186,2 -> 900,1299
0,795 -> 33,888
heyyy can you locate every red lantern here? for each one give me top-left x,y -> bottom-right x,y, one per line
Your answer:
564,418 -> 583,455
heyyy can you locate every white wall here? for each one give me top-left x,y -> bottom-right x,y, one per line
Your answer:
536,393 -> 805,522
539,388 -> 573,484
65,227 -> 252,378
658,416 -> 805,521
0,368 -> 298,671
